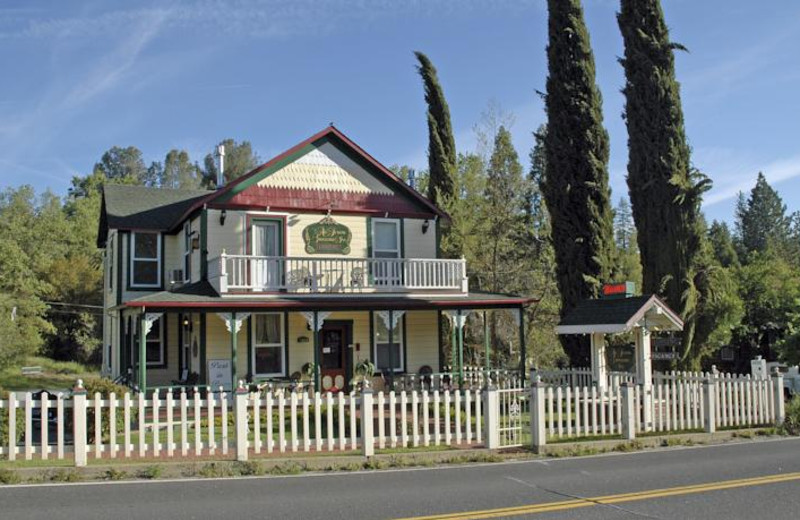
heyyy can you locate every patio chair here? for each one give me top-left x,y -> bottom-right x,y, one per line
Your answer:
350,266 -> 365,288
287,266 -> 313,289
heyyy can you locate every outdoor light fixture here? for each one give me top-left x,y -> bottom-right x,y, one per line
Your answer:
220,209 -> 227,226
422,219 -> 430,234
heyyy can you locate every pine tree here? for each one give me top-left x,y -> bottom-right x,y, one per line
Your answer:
708,221 -> 739,268
618,0 -> 712,362
613,197 -> 643,286
734,172 -> 793,260
542,0 -> 617,364
414,51 -> 457,209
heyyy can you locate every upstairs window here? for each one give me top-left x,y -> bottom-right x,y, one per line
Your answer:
130,232 -> 161,288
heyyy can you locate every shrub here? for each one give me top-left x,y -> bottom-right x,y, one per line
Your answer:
780,397 -> 800,436
138,465 -> 163,480
0,468 -> 21,485
0,388 -> 25,448
82,377 -> 131,441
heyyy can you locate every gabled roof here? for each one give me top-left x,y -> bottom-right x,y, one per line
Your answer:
97,185 -> 209,246
173,125 -> 447,226
556,294 -> 684,335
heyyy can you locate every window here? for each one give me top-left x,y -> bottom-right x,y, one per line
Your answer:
130,232 -> 161,288
372,219 -> 400,258
374,314 -> 404,373
183,223 -> 192,283
252,314 -> 284,376
145,319 -> 164,366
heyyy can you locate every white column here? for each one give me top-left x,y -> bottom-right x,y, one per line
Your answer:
621,382 -> 636,441
234,381 -> 249,461
635,326 -> 653,431
590,332 -> 608,391
483,387 -> 500,450
773,369 -> 786,425
72,380 -> 88,467
703,374 -> 716,434
361,390 -> 375,457
531,378 -> 547,452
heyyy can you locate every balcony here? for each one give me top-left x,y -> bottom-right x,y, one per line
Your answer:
209,253 -> 468,294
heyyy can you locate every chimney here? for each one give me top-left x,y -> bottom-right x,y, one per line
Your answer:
216,144 -> 226,189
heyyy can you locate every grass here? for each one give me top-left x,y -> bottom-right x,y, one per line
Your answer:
0,357 -> 98,392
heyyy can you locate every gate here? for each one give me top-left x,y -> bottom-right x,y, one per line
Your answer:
498,387 -> 529,448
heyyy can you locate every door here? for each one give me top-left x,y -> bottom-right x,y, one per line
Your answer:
371,219 -> 401,286
319,322 -> 350,392
251,220 -> 282,290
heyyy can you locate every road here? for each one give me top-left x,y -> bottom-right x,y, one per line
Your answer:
2,438 -> 800,519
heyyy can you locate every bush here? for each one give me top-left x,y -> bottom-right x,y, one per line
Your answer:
82,377 -> 131,441
780,397 -> 800,436
0,468 -> 21,485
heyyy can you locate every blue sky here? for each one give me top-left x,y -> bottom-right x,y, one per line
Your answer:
1,0 -> 799,223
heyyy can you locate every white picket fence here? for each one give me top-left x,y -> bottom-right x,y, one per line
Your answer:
0,384 -> 487,465
532,371 -> 785,448
246,388 -> 484,455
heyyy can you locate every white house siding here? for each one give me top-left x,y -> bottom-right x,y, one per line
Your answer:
404,311 -> 440,373
403,218 -> 437,259
205,314 -> 248,383
206,208 -> 246,263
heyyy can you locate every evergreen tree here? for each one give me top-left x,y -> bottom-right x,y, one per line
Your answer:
542,0 -> 617,364
613,197 -> 643,286
414,51 -> 457,209
734,172 -> 793,260
618,0 -> 712,362
708,220 -> 739,268
94,146 -> 149,184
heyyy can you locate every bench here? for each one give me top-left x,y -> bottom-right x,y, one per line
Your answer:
21,366 -> 43,376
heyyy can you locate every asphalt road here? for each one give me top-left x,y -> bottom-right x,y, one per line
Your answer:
2,438 -> 800,520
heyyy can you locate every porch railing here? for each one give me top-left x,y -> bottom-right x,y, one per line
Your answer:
209,253 -> 468,294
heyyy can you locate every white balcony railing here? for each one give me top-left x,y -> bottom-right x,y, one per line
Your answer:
209,253 -> 468,294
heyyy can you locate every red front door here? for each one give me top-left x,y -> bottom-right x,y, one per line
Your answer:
319,324 -> 348,392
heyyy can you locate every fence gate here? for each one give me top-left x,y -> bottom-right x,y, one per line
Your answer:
498,388 -> 528,448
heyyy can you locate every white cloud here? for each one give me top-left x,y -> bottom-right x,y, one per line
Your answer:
704,153 -> 800,207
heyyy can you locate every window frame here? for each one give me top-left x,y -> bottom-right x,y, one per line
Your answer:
129,231 -> 162,289
371,218 -> 401,259
251,313 -> 286,378
373,313 -> 405,373
145,318 -> 165,368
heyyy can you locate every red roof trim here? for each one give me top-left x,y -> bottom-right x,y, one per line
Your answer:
172,126 -> 447,230
125,297 -> 537,310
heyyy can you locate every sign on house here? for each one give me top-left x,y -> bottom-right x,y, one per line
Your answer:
302,216 -> 352,254
208,359 -> 232,390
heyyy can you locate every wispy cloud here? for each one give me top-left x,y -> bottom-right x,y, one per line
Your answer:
704,153 -> 800,207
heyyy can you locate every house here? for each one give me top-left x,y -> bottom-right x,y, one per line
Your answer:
98,126 -> 535,393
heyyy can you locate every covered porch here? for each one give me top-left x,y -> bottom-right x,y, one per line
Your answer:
118,283 -> 535,393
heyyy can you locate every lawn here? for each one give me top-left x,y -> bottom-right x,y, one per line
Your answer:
0,357 -> 99,392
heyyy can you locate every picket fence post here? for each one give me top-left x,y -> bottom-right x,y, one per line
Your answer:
621,382 -> 636,441
530,377 -> 546,453
703,374 -> 716,434
483,386 -> 499,450
772,369 -> 785,426
72,379 -> 88,467
361,389 -> 375,457
234,381 -> 249,462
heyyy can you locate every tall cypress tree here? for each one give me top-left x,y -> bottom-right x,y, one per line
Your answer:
415,51 -> 457,208
618,0 -> 711,360
542,0 -> 616,365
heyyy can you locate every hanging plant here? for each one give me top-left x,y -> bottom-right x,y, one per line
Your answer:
355,359 -> 375,378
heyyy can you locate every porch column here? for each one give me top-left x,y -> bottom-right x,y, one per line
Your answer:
456,309 -> 464,386
139,313 -> 163,392
518,307 -> 526,381
590,332 -> 608,391
217,312 -> 250,390
483,311 -> 490,373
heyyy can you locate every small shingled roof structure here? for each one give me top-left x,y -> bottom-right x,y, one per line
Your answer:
556,294 -> 683,335
97,185 -> 210,247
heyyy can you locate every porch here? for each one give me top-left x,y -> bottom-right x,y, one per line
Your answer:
118,290 -> 534,394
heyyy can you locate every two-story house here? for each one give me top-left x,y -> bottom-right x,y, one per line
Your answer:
98,126 -> 534,392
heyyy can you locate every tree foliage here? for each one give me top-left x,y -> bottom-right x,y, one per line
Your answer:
202,139 -> 260,187
543,0 -> 617,365
734,172 -> 796,262
618,0 -> 714,366
415,51 -> 457,210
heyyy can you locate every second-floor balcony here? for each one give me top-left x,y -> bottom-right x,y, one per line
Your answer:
209,253 -> 468,294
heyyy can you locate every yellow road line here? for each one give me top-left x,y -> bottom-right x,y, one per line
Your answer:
396,471 -> 800,520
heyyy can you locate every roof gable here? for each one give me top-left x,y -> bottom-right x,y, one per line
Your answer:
209,126 -> 446,218
556,295 -> 684,335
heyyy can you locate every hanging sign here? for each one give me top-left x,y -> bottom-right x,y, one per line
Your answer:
302,216 -> 352,255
